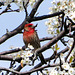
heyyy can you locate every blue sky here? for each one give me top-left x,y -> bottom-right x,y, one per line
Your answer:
0,0 -> 65,74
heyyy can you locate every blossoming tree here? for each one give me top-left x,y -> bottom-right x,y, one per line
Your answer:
0,0 -> 75,75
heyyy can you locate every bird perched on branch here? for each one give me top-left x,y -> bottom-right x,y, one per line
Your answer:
23,23 -> 46,64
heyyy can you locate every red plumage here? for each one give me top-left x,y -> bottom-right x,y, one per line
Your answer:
23,23 -> 46,64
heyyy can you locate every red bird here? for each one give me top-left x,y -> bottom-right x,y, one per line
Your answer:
23,23 -> 46,64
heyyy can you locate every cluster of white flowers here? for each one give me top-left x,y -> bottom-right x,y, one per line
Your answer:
39,53 -> 75,75
20,50 -> 33,66
8,50 -> 33,65
45,0 -> 75,35
7,44 -> 35,66
39,67 -> 75,75
0,0 -> 38,10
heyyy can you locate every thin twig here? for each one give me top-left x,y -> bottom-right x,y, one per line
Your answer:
64,17 -> 68,31
67,16 -> 75,25
0,67 -> 19,74
61,12 -> 65,31
0,55 -> 22,62
65,32 -> 75,61
0,4 -> 19,15
59,54 -> 63,71
23,1 -> 28,17
31,11 -> 64,21
29,0 -> 43,18
65,34 -> 73,38
39,36 -> 55,42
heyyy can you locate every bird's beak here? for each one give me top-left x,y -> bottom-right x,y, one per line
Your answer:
32,24 -> 38,29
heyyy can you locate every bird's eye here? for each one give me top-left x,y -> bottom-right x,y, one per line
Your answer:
28,25 -> 32,27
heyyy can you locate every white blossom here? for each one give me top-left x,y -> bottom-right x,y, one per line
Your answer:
68,67 -> 75,75
23,57 -> 31,65
50,68 -> 58,75
39,73 -> 43,75
42,70 -> 50,75
62,62 -> 70,70
45,0 -> 75,35
26,51 -> 33,57
28,43 -> 34,49
0,0 -> 37,10
59,70 -> 68,75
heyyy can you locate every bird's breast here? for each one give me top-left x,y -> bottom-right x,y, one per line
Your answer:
23,31 -> 34,43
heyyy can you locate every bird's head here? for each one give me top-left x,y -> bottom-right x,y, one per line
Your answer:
24,23 -> 37,31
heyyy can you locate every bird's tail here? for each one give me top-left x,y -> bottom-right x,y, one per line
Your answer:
39,53 -> 46,64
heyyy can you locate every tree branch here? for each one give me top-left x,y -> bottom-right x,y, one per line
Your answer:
0,55 -> 13,61
31,11 -> 64,21
0,55 -> 22,62
0,0 -> 43,44
0,0 -> 44,45
0,67 -> 19,75
19,64 -> 61,75
40,36 -> 55,42
0,36 -> 54,55
0,25 -> 74,62
0,63 -> 61,75
0,4 -> 19,15
0,46 -> 25,55
12,47 -> 69,72
0,47 -> 69,73
0,0 -> 75,74
35,26 -> 75,54
0,46 -> 68,75
65,32 -> 75,61
0,19 -> 28,44
30,47 -> 69,70
29,0 -> 43,18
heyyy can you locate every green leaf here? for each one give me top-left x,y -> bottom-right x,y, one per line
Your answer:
55,43 -> 60,51
56,29 -> 60,34
69,56 -> 73,63
57,47 -> 60,50
57,2 -> 61,6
